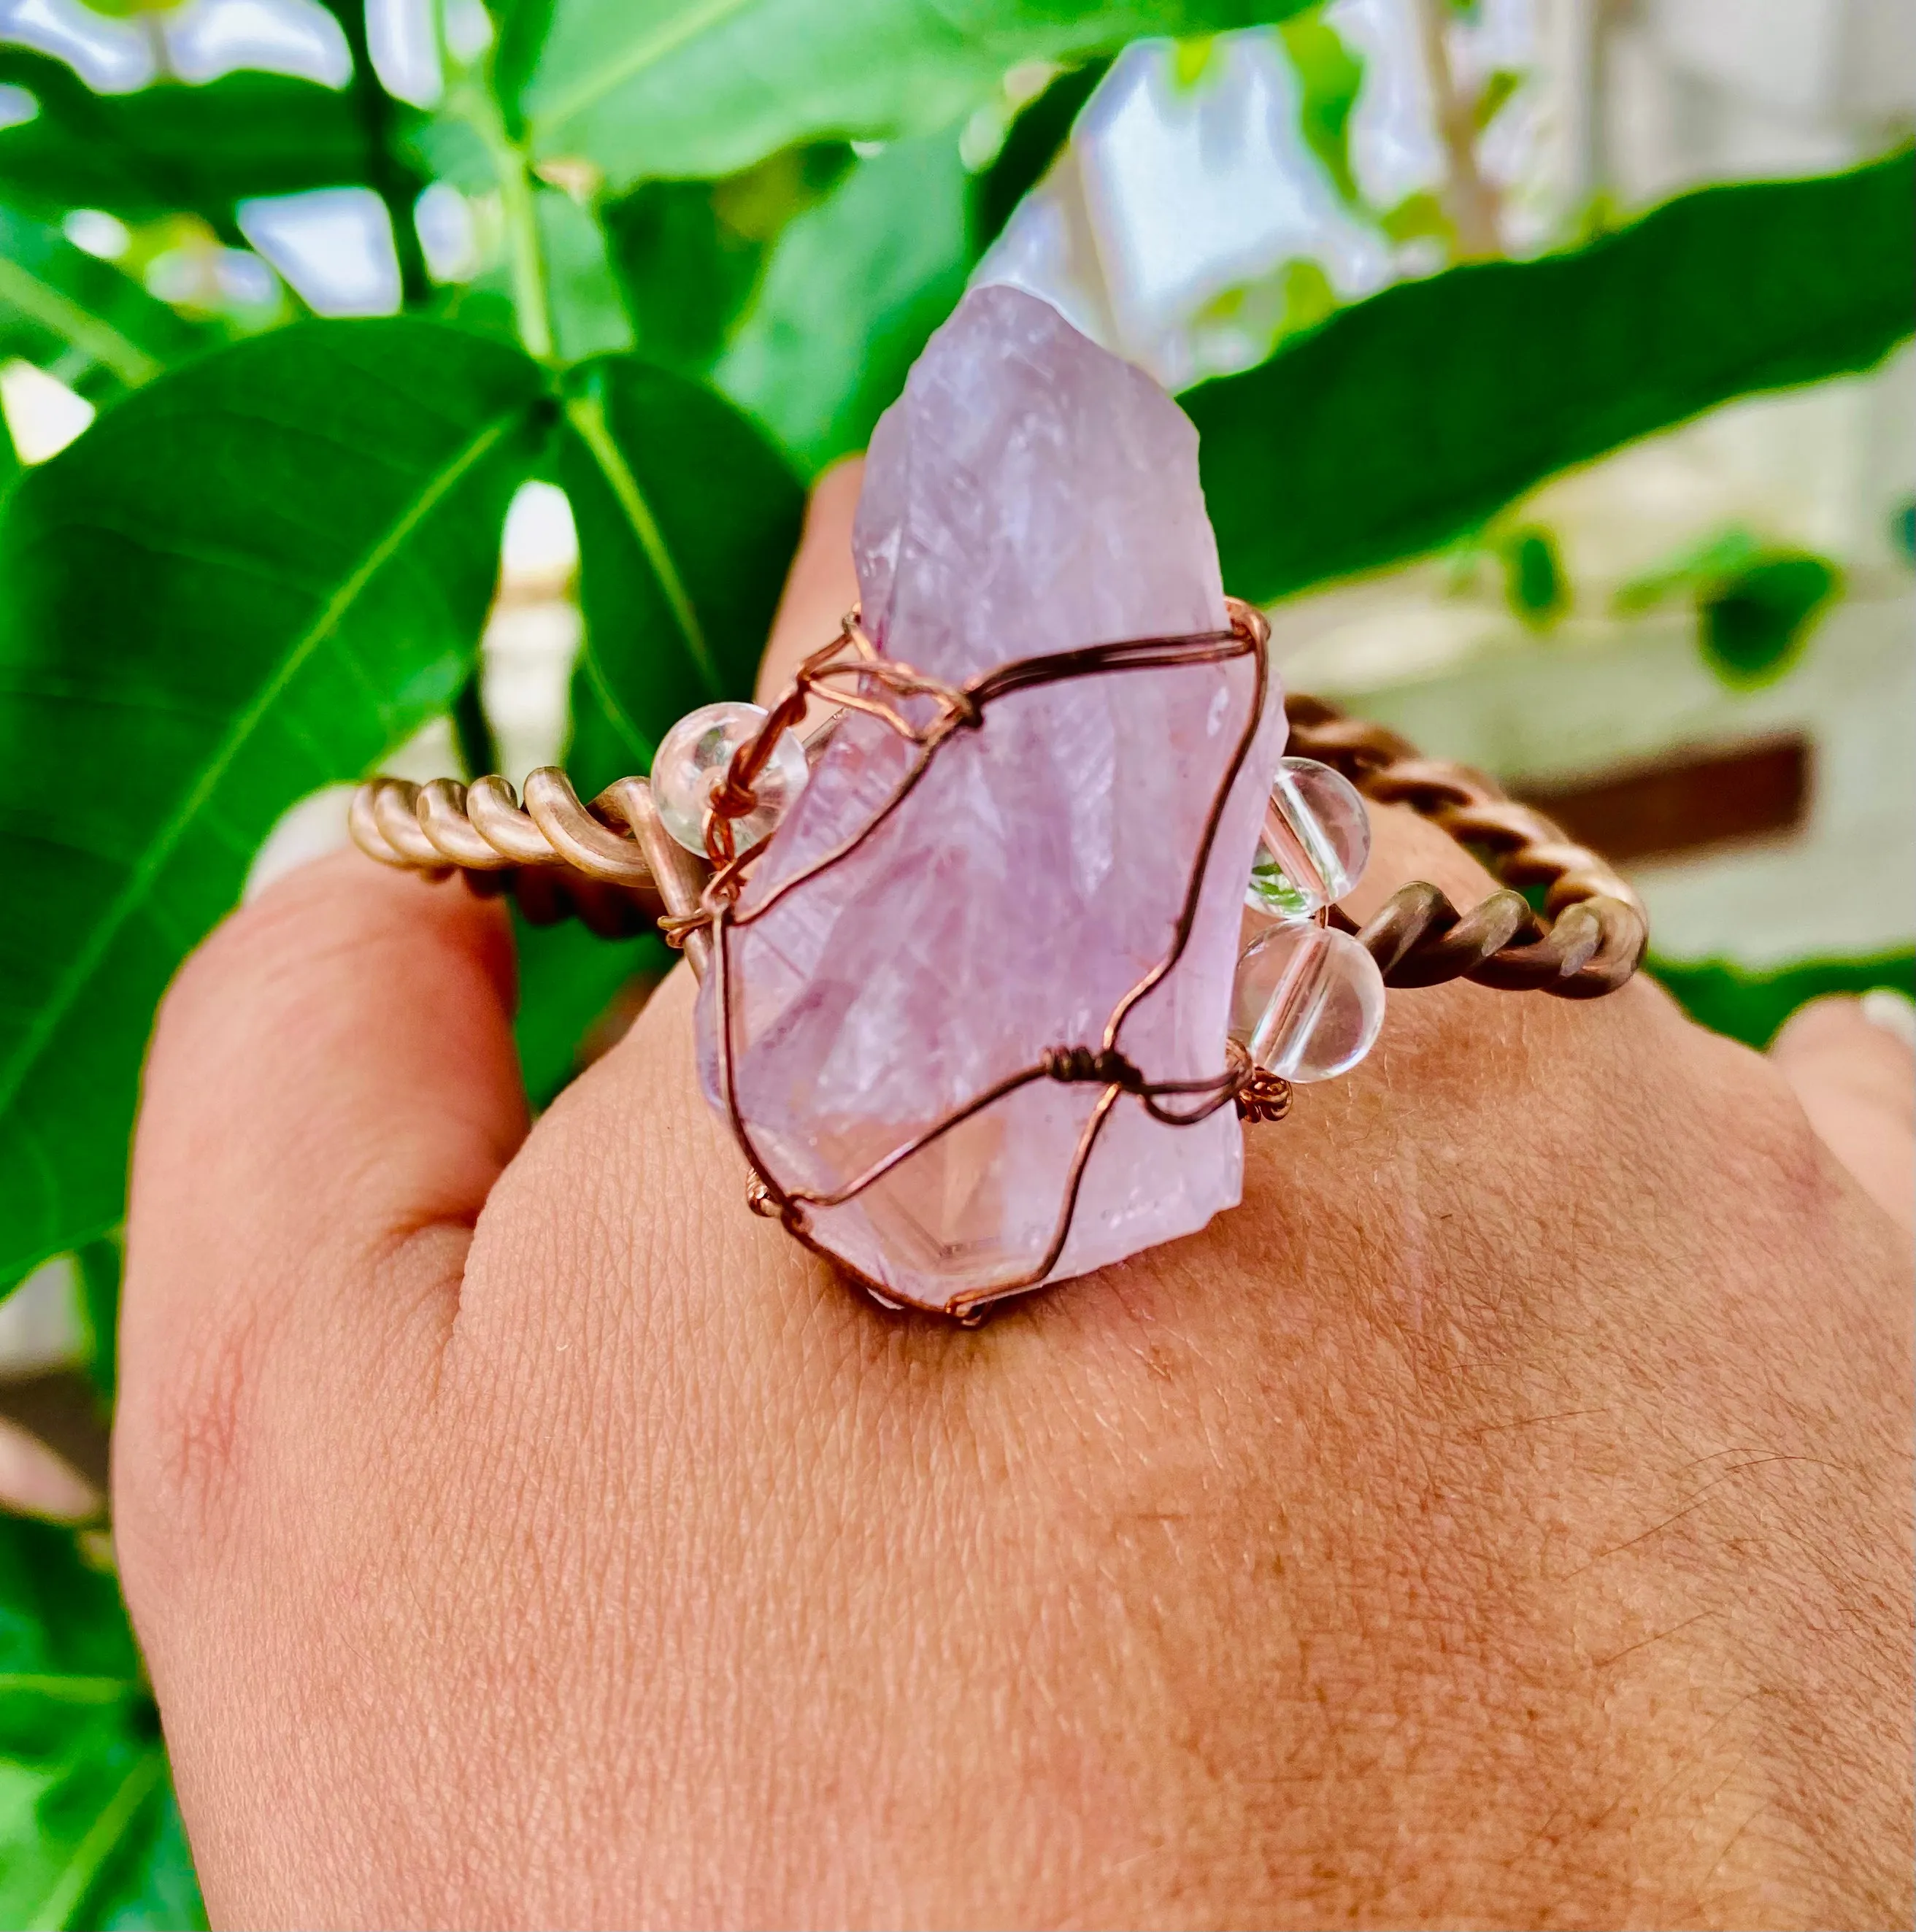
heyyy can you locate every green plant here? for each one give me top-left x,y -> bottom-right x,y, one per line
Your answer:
0,0 -> 1907,1914
0,1515 -> 201,1928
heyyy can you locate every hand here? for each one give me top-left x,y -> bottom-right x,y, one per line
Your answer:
116,464 -> 1913,1930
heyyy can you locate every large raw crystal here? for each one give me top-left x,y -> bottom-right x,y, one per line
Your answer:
697,284 -> 1285,1312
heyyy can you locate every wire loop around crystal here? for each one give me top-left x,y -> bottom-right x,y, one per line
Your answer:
703,598 -> 1272,1317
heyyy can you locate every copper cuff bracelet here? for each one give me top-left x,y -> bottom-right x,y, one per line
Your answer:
352,599 -> 1648,1316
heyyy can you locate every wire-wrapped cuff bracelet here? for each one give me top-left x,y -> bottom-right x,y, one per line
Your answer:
352,597 -> 1646,1319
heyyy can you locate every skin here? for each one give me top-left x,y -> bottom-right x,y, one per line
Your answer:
115,464 -> 1913,1930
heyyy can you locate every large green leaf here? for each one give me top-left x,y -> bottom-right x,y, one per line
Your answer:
0,201 -> 212,397
518,0 -> 1309,190
715,131 -> 974,474
0,48 -> 374,231
0,1517 -> 204,1930
0,320 -> 550,1285
1189,152 -> 1916,601
558,353 -> 804,795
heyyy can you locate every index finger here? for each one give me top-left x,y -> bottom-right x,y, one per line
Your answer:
118,853 -> 526,1524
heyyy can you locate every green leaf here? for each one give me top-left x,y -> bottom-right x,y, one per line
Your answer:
1611,522 -> 1841,683
603,142 -> 851,377
558,353 -> 804,794
0,1519 -> 133,1685
0,201 -> 212,396
1277,10 -> 1363,204
1700,550 -> 1839,687
537,187 -> 635,361
1189,153 -> 1916,603
0,1518 -> 204,1931
90,1779 -> 205,1931
0,320 -> 550,1284
539,356 -> 800,1094
518,0 -> 1312,191
710,58 -> 1126,473
488,0 -> 560,141
715,131 -> 974,475
674,59 -> 1119,477
0,49 -> 375,232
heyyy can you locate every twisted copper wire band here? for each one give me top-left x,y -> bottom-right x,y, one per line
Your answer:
350,769 -> 664,938
1283,696 -> 1648,998
347,617 -> 1645,1317
347,653 -> 1649,1001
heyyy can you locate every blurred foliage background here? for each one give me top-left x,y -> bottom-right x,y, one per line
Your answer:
0,0 -> 1907,1920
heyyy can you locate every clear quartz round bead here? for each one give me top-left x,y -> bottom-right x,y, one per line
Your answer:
652,700 -> 809,856
1230,920 -> 1386,1082
1244,756 -> 1372,919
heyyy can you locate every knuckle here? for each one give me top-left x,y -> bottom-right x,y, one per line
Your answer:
1681,1028 -> 1842,1220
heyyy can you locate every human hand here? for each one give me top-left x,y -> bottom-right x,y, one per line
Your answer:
116,464 -> 1913,1929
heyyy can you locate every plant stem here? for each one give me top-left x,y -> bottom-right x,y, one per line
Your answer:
497,140 -> 555,359
436,0 -> 553,360
324,0 -> 434,306
1412,0 -> 1502,261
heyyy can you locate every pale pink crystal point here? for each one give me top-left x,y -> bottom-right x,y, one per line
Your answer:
698,284 -> 1285,1312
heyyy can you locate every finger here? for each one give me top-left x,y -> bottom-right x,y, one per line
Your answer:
756,456 -> 863,703
123,852 -> 526,1401
1771,996 -> 1915,1231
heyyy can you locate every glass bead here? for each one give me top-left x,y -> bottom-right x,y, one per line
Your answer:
1244,756 -> 1372,919
653,701 -> 809,857
1230,920 -> 1385,1083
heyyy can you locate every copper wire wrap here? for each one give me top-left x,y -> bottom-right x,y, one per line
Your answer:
350,604 -> 1645,1317
1282,697 -> 1648,998
700,599 -> 1271,1317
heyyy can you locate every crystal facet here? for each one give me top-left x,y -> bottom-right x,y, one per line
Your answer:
1230,920 -> 1385,1082
696,284 -> 1285,1312
653,700 -> 808,856
1245,757 -> 1371,918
